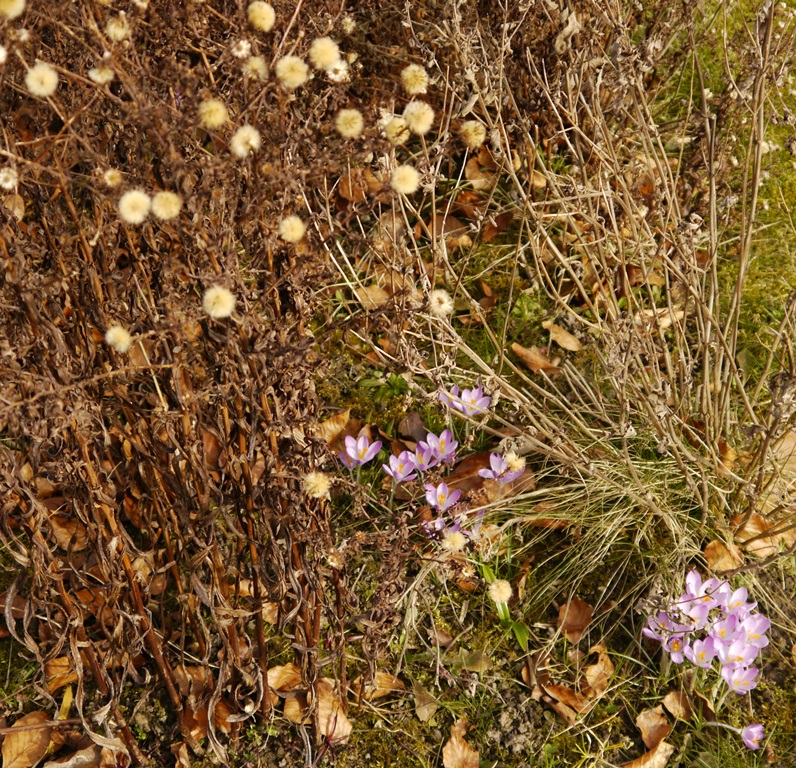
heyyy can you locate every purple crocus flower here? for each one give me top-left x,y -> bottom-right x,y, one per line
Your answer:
721,664 -> 759,694
425,482 -> 461,511
643,611 -> 690,642
741,614 -> 770,648
438,385 -> 461,408
664,634 -> 689,664
478,452 -> 526,483
741,723 -> 765,750
683,636 -> 717,668
414,445 -> 438,472
341,435 -> 383,466
717,638 -> 759,669
382,451 -> 418,484
424,430 -> 458,464
710,614 -> 741,647
457,386 -> 491,416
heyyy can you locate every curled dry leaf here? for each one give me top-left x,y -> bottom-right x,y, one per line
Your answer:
703,540 -> 743,572
731,512 -> 794,558
45,657 -> 79,694
511,342 -> 561,375
172,665 -> 213,698
662,690 -> 692,722
636,705 -> 672,749
49,515 -> 88,552
283,694 -> 310,724
558,596 -> 593,642
2,711 -> 52,768
442,720 -> 479,768
622,740 -> 675,768
542,321 -> 582,352
170,743 -> 190,768
267,662 -> 302,692
315,409 -> 351,446
43,745 -> 101,768
543,684 -> 592,714
314,678 -> 352,744
351,671 -> 405,700
584,644 -> 614,697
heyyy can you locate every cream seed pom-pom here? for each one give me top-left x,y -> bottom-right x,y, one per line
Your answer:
403,101 -> 434,136
198,98 -> 229,129
279,215 -> 306,243
151,191 -> 182,221
400,64 -> 429,95
25,61 -> 58,98
106,15 -> 131,42
88,66 -> 115,84
460,120 -> 487,150
390,164 -> 421,195
275,55 -> 309,89
203,286 -> 236,319
309,37 -> 340,70
428,289 -> 454,318
0,0 -> 26,20
118,189 -> 151,225
230,125 -> 261,158
105,325 -> 133,354
335,109 -> 364,139
488,579 -> 513,605
303,471 -> 331,499
247,1 -> 275,32
384,116 -> 410,146
243,56 -> 268,81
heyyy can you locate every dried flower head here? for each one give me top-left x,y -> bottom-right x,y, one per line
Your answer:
309,36 -> 341,70
25,61 -> 58,98
488,579 -> 513,605
459,120 -> 487,150
390,164 -> 421,195
335,108 -> 364,139
0,0 -> 26,19
383,116 -> 410,145
441,531 -> 467,553
231,39 -> 252,59
428,289 -> 454,318
105,324 -> 132,353
247,1 -> 275,32
102,168 -> 123,188
88,65 -> 115,84
0,168 -> 18,191
230,124 -> 261,158
242,55 -> 268,80
401,63 -> 429,95
151,191 -> 182,221
203,286 -> 236,319
198,98 -> 229,129
275,55 -> 309,89
279,215 -> 306,243
118,189 -> 151,225
403,101 -> 434,135
0,45 -> 6,66
106,15 -> 130,42
341,14 -> 356,34
505,451 -> 526,474
325,58 -> 349,83
303,471 -> 331,499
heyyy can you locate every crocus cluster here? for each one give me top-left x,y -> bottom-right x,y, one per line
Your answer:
644,570 -> 768,749
380,429 -> 458,483
439,385 -> 491,416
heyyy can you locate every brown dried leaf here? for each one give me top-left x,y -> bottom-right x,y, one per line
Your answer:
172,666 -> 213,698
636,705 -> 672,749
2,711 -> 52,768
511,342 -> 561,375
43,745 -> 101,768
542,694 -> 577,725
179,703 -> 208,742
531,170 -> 547,189
464,158 -> 495,190
283,695 -> 310,724
49,515 -> 87,552
170,743 -> 190,768
703,540 -> 743,572
261,601 -> 279,624
201,428 -> 223,469
212,698 -> 234,735
731,513 -> 793,558
482,211 -> 514,243
558,597 -> 593,642
315,410 -> 351,446
45,657 -> 79,694
584,644 -> 614,696
412,680 -> 439,723
622,740 -> 675,768
442,720 -> 479,768
267,663 -> 302,692
355,284 -> 391,310
542,321 -> 582,352
352,671 -> 405,701
542,684 -> 592,713
314,679 -> 352,744
662,691 -> 692,722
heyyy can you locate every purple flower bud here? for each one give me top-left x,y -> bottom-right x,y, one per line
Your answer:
382,450 -> 418,484
741,723 -> 765,750
478,452 -> 509,480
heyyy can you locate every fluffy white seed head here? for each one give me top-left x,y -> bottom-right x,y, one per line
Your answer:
102,168 -> 123,188
203,286 -> 236,319
118,189 -> 151,225
441,531 -> 467,553
0,0 -> 26,20
231,39 -> 252,59
0,168 -> 18,191
230,124 -> 261,158
25,61 -> 58,98
0,45 -> 7,66
275,55 -> 309,89
309,37 -> 340,70
401,63 -> 428,95
242,55 -> 268,80
247,1 -> 275,32
151,191 -> 182,221
390,164 -> 421,195
303,471 -> 331,499
88,65 -> 115,84
198,98 -> 229,129
105,325 -> 132,353
403,101 -> 434,135
488,579 -> 513,604
106,15 -> 130,42
325,58 -> 349,83
505,451 -> 526,473
460,120 -> 487,150
279,215 -> 306,243
384,116 -> 410,146
428,289 -> 454,318
335,109 -> 364,139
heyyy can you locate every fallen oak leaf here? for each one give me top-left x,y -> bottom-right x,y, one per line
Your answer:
542,684 -> 592,713
557,596 -> 593,642
2,711 -> 52,768
622,740 -> 675,768
542,320 -> 582,352
662,691 -> 692,722
511,342 -> 561,375
636,705 -> 672,749
442,720 -> 479,768
314,678 -> 352,744
703,540 -> 743,572
584,644 -> 614,697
